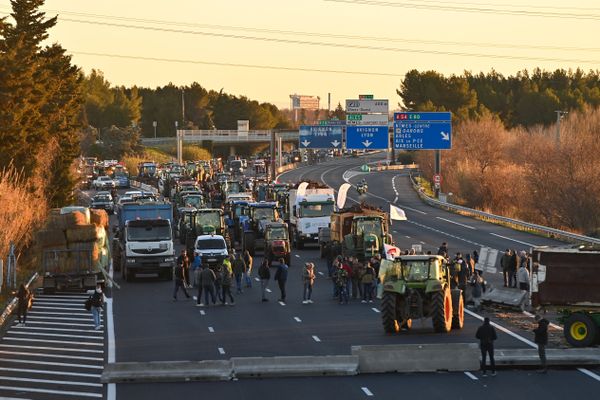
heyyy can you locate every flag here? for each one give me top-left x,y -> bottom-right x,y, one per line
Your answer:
384,243 -> 401,260
297,182 -> 309,197
337,183 -> 351,210
390,204 -> 407,221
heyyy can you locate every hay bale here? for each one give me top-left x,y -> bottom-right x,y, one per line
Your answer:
65,224 -> 98,243
63,211 -> 89,228
37,230 -> 68,248
68,241 -> 99,261
90,209 -> 109,229
46,214 -> 67,231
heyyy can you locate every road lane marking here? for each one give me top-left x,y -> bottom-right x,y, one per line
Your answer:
266,288 -> 272,293
405,235 -> 410,238
361,387 -> 374,396
295,254 -> 300,258
394,196 -> 398,203
294,317 -> 302,322
200,310 -> 206,315
0,358 -> 103,369
577,368 -> 600,382
208,327 -> 215,333
0,375 -> 102,387
312,335 -> 321,342
419,241 -> 426,244
278,301 -> 286,306
218,347 -> 225,355
3,337 -> 103,346
0,367 -> 100,378
436,217 -> 476,230
0,350 -> 103,361
371,308 -> 380,313
11,326 -> 103,334
6,331 -> 104,340
20,320 -> 95,327
0,344 -> 103,353
464,371 -> 479,380
27,315 -> 94,322
464,309 -> 537,347
254,277 -> 260,282
489,233 -> 536,247
0,385 -> 102,398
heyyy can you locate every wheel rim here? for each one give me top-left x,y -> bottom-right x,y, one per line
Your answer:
570,322 -> 588,341
445,294 -> 452,322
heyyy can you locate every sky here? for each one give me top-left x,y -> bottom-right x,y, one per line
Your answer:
1,0 -> 599,110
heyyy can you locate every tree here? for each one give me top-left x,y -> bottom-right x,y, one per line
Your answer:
331,102 -> 345,120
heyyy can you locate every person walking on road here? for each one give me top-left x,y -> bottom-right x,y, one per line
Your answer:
476,317 -> 497,377
173,262 -> 191,301
16,284 -> 31,326
533,315 -> 549,373
196,265 -> 217,307
233,253 -> 247,294
509,249 -> 519,288
302,262 -> 316,304
176,249 -> 190,288
500,249 -> 512,287
258,259 -> 271,302
274,258 -> 289,303
243,250 -> 253,288
221,260 -> 235,305
89,284 -> 105,330
361,262 -> 376,303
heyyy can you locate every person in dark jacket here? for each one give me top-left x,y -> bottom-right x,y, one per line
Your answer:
509,249 -> 519,288
176,249 -> 190,288
16,284 -> 30,326
533,315 -> 549,373
196,266 -> 217,306
232,254 -> 247,294
475,317 -> 497,376
273,258 -> 288,303
258,259 -> 271,302
173,263 -> 191,301
90,284 -> 105,330
500,249 -> 512,287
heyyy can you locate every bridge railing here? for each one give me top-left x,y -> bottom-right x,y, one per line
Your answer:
409,173 -> 600,246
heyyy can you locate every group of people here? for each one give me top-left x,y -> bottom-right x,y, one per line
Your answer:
331,255 -> 379,305
500,248 -> 531,291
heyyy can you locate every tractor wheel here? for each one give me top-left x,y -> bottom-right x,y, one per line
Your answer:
381,292 -> 400,334
432,287 -> 453,333
451,289 -> 465,330
564,313 -> 598,347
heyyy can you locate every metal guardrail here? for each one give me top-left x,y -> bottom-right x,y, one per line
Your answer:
130,180 -> 159,195
409,174 -> 600,245
141,130 -> 299,145
0,272 -> 39,328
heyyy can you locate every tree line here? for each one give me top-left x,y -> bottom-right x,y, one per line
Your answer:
398,68 -> 600,127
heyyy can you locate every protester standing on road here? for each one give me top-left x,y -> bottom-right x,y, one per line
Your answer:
16,284 -> 30,326
302,262 -> 316,304
500,249 -> 512,287
243,250 -> 253,288
177,249 -> 190,288
221,260 -> 235,305
470,271 -> 484,311
258,259 -> 271,302
191,253 -> 202,288
90,284 -> 105,330
361,262 -> 375,303
233,254 -> 247,294
274,258 -> 289,303
212,264 -> 224,303
331,256 -> 342,297
475,317 -> 497,377
437,242 -> 448,257
334,263 -> 349,305
533,315 -> 549,373
197,265 -> 217,307
510,249 -> 519,288
517,262 -> 530,291
173,262 -> 191,301
351,257 -> 364,299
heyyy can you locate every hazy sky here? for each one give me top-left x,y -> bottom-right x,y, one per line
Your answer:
1,0 -> 599,109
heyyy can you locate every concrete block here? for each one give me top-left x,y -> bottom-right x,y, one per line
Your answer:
101,360 -> 232,383
351,343 -> 480,373
495,348 -> 600,367
231,355 -> 359,378
481,286 -> 528,310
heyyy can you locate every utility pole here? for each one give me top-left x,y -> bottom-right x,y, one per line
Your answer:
328,92 -> 331,116
270,130 -> 277,182
181,88 -> 185,128
555,110 -> 568,146
434,150 -> 441,198
153,121 -> 157,139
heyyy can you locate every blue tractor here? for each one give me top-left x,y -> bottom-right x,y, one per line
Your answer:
239,201 -> 281,256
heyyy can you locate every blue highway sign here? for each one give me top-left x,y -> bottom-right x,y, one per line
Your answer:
299,125 -> 343,149
393,112 -> 452,150
346,125 -> 389,150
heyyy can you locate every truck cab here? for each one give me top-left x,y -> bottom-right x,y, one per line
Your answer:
289,187 -> 335,249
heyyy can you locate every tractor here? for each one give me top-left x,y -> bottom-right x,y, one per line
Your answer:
239,202 -> 281,256
264,222 -> 291,267
182,208 -> 230,255
137,161 -> 159,186
379,255 -> 464,334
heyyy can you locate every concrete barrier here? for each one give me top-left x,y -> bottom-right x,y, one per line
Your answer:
495,348 -> 600,367
101,360 -> 232,383
231,355 -> 359,378
481,287 -> 528,310
351,343 -> 480,373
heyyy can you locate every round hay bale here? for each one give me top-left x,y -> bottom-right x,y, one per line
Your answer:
66,224 -> 98,243
90,209 -> 109,229
37,230 -> 67,248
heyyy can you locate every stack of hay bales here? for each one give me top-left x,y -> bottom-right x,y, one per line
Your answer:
38,209 -> 110,273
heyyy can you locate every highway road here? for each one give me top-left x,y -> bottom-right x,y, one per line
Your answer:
1,156 -> 599,400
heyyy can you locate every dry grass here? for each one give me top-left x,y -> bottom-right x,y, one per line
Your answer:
123,144 -> 212,175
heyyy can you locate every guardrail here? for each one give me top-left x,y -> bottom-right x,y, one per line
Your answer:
0,272 -> 39,328
141,130 -> 299,145
409,173 -> 600,246
130,180 -> 159,195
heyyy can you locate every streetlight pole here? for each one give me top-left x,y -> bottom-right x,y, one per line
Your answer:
153,120 -> 157,139
181,88 -> 185,128
555,110 -> 568,146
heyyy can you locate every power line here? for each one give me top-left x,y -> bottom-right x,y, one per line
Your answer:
388,0 -> 600,12
54,18 -> 600,65
69,50 -> 404,77
323,0 -> 600,20
1,6 -> 598,52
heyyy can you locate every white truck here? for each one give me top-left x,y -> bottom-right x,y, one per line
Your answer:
288,187 -> 335,249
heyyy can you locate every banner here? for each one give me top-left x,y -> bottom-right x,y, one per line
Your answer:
337,183 -> 351,210
384,243 -> 401,260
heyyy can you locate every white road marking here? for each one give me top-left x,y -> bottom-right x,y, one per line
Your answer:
36,295 -> 89,300
312,335 -> 321,342
489,233 -> 537,247
7,331 -> 104,340
361,387 -> 374,396
0,375 -> 102,387
218,347 -> 226,355
419,241 -> 426,245
464,309 -> 537,347
27,315 -> 93,322
436,217 -> 476,230
16,320 -> 94,327
0,344 -> 103,354
0,385 -> 102,398
29,311 -> 99,317
33,302 -> 84,307
3,337 -> 103,346
278,301 -> 286,306
577,368 -> 600,382
200,310 -> 206,315
294,317 -> 302,322
29,306 -> 90,312
254,277 -> 260,281
371,308 -> 380,313
393,196 -> 398,203
12,326 -> 103,334
0,358 -> 103,369
208,327 -> 215,333
464,371 -> 479,380
295,254 -> 300,258
0,350 -> 103,361
0,366 -> 100,378
405,235 -> 411,238
193,296 -> 197,301
266,288 -> 272,293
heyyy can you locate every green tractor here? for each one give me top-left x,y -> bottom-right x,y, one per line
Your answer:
379,255 -> 464,334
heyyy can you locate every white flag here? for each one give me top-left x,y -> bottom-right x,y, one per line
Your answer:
390,204 -> 407,221
297,182 -> 309,197
337,183 -> 351,210
384,243 -> 401,260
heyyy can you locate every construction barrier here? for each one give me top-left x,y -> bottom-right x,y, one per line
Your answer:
231,355 -> 358,378
101,360 -> 232,383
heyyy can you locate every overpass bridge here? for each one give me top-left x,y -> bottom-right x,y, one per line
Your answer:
141,129 -> 299,146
